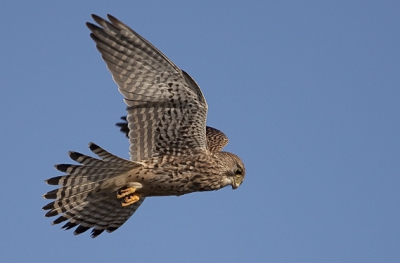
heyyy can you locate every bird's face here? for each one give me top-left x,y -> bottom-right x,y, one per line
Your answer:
231,164 -> 245,189
219,152 -> 245,190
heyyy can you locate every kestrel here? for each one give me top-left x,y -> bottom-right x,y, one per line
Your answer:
43,14 -> 245,238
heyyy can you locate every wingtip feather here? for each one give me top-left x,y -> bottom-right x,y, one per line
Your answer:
54,164 -> 70,172
45,176 -> 63,185
88,142 -> 100,152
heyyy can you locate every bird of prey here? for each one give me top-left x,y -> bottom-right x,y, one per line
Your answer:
43,14 -> 245,238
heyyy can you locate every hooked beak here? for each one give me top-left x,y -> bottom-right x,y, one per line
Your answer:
231,179 -> 241,190
231,174 -> 244,190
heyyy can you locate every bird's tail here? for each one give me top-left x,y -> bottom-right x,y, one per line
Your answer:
42,143 -> 144,237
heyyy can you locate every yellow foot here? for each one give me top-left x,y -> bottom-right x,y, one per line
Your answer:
121,194 -> 141,207
117,187 -> 137,199
117,186 -> 142,207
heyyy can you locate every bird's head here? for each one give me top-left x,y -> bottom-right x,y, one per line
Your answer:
219,152 -> 246,190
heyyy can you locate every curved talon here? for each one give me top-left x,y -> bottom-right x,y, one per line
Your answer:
117,187 -> 137,199
121,194 -> 141,207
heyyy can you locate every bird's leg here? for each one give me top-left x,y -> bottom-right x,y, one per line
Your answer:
117,186 -> 142,207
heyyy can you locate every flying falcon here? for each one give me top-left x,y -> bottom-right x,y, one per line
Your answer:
43,14 -> 245,238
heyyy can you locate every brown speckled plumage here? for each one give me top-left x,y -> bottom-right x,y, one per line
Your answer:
43,14 -> 245,238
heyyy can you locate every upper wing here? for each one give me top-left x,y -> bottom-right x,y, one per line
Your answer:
87,14 -> 208,161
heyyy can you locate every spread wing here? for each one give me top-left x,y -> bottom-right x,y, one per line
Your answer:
87,14 -> 208,161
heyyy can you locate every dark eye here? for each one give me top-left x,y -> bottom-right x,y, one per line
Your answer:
235,168 -> 242,175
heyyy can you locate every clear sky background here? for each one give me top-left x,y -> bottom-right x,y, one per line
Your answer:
1,1 -> 399,262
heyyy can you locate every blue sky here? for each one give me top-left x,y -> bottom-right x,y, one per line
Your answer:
1,1 -> 399,262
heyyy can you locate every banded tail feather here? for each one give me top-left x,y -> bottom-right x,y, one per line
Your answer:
43,143 -> 144,237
